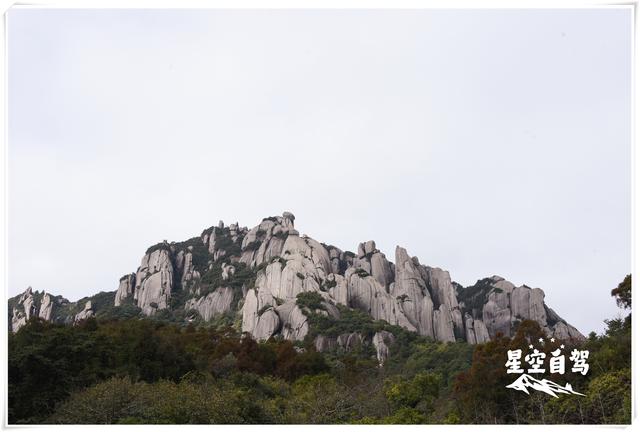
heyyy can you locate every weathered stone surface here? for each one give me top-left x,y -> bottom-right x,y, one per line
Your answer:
370,252 -> 394,290
510,286 -> 530,320
464,313 -> 477,344
240,214 -> 297,267
20,287 -> 35,320
241,289 -> 259,335
11,287 -> 35,332
134,248 -> 174,316
529,288 -> 547,326
372,330 -> 395,365
114,274 -> 135,306
552,321 -> 586,342
482,299 -> 512,338
180,250 -> 201,291
433,304 -> 456,342
347,267 -> 416,332
253,308 -> 280,341
103,212 -> 586,346
327,273 -> 349,306
473,319 -> 491,343
425,267 -> 464,338
39,293 -> 53,321
392,247 -> 434,338
74,301 -> 94,323
185,287 -> 234,321
275,301 -> 309,341
11,308 -> 27,333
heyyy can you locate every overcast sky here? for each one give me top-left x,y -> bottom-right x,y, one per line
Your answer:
8,8 -> 631,334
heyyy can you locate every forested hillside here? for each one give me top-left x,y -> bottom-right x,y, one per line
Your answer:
8,276 -> 630,424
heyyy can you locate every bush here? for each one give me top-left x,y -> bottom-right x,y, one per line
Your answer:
295,292 -> 324,311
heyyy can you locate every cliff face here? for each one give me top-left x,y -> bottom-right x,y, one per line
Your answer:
10,212 -> 585,352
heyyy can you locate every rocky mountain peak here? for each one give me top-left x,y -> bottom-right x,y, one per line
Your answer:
11,212 -> 585,362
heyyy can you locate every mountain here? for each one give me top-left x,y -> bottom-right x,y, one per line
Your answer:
9,212 -> 584,362
506,374 -> 586,397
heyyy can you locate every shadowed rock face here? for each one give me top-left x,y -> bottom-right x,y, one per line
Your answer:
12,212 -> 584,348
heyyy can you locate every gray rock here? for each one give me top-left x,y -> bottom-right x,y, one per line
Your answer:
464,313 -> 477,344
347,267 -> 416,332
11,308 -> 27,333
114,274 -> 135,306
11,287 -> 35,332
241,289 -> 259,335
275,301 -> 308,341
180,251 -> 201,290
473,319 -> 491,343
253,309 -> 280,341
392,246 -> 434,338
482,299 -> 511,338
364,240 -> 377,255
185,287 -> 234,321
372,330 -> 395,365
510,286 -> 530,320
529,288 -> 547,326
134,248 -> 174,316
433,304 -> 456,342
38,293 -> 53,321
370,252 -> 394,290
425,267 -> 464,337
74,301 -> 94,323
552,321 -> 586,342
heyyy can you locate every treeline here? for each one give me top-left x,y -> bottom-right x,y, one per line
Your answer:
8,276 -> 631,424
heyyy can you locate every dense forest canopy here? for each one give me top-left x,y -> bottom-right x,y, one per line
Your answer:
8,275 -> 631,424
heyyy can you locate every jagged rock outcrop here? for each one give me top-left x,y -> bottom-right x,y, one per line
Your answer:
133,247 -> 174,316
10,287 -> 73,332
178,248 -> 201,291
114,274 -> 135,306
58,210 -> 583,346
390,247 -> 434,337
240,213 -> 296,267
74,301 -> 94,323
11,287 -> 35,332
9,287 -> 117,332
38,293 -> 53,321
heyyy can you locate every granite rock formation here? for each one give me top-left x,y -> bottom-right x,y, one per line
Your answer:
12,212 -> 585,355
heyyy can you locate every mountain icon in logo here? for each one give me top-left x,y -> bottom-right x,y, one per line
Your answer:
506,374 -> 585,398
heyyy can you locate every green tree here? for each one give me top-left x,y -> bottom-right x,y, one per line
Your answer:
610,274 -> 631,309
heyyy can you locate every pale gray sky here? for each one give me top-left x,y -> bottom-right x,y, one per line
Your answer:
8,8 -> 631,334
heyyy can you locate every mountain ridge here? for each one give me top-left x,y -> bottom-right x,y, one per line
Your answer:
9,211 -> 585,363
